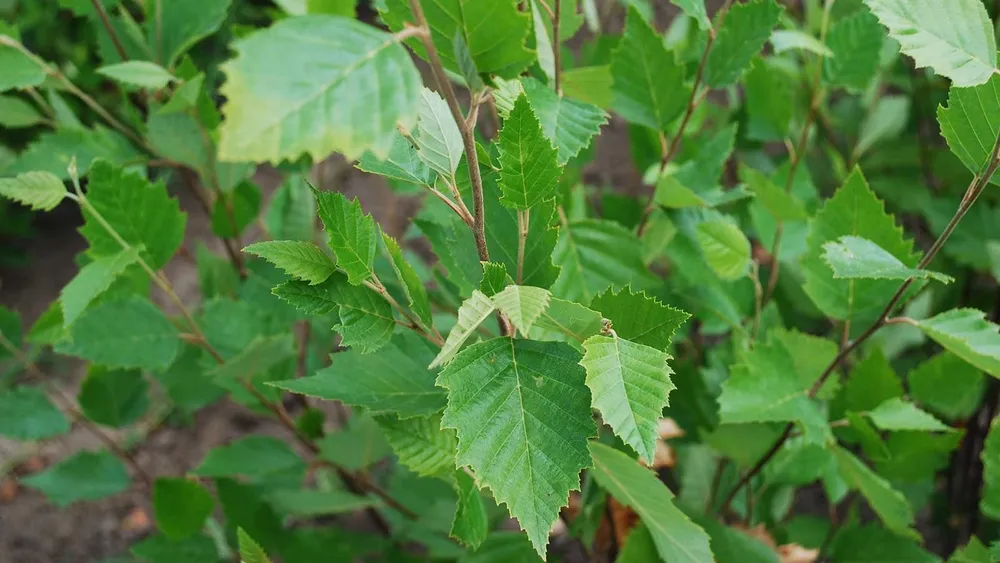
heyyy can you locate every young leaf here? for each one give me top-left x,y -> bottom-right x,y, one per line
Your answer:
153,478 -> 215,540
938,75 -> 1000,183
552,219 -> 656,303
314,190 -> 377,284
822,235 -> 953,284
480,262 -> 510,297
437,338 -> 596,557
611,7 -> 689,132
863,0 -> 997,86
581,333 -> 674,463
382,232 -> 433,327
375,414 -> 457,477
238,528 -> 274,563
97,61 -> 175,89
56,297 -> 181,371
695,219 -> 751,281
218,16 -> 421,162
243,240 -> 336,285
60,246 -> 142,326
866,398 -> 950,432
0,171 -> 66,211
78,367 -> 149,428
429,290 -> 496,369
154,0 -> 231,68
589,442 -> 714,563
917,308 -> 1000,379
982,419 -> 1000,520
22,451 -> 130,507
491,285 -> 552,334
590,286 -> 689,351
497,94 -> 561,209
704,0 -> 784,88
80,161 -> 186,270
414,88 -> 463,180
0,386 -> 69,440
824,10 -> 884,92
452,470 -> 488,548
909,352 -> 985,420
272,332 -> 444,418
833,446 -> 916,537
521,77 -> 608,164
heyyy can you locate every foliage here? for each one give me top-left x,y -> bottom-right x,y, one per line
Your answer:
3,0 -> 1000,562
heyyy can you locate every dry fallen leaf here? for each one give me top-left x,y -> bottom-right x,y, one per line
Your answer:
733,523 -> 778,549
658,418 -> 685,440
121,507 -> 152,533
608,497 -> 639,547
0,479 -> 18,503
778,544 -> 819,563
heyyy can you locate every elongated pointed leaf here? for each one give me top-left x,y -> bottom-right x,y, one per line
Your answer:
589,442 -> 714,563
581,333 -> 673,463
376,414 -> 457,477
97,61 -> 175,89
491,285 -> 551,335
497,94 -> 561,209
704,0 -> 784,88
0,171 -> 66,211
382,232 -> 433,327
863,0 -> 997,86
243,240 -> 336,285
60,247 -> 142,326
437,338 -> 596,557
314,190 -> 377,284
414,88 -> 463,180
867,398 -> 950,432
238,528 -> 273,563
917,308 -> 1000,379
218,16 -> 421,162
822,236 -> 953,284
833,446 -> 915,537
430,290 -> 496,369
982,419 -> 1000,520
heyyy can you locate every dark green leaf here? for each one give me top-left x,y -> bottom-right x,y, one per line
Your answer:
78,366 -> 149,428
23,451 -> 130,506
153,478 -> 215,540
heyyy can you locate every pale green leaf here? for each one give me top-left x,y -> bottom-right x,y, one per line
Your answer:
265,175 -> 317,242
272,332 -> 444,418
415,87 -> 463,180
314,189 -> 377,284
78,366 -> 149,427
265,489 -> 374,517
491,285 -> 552,335
437,338 -> 596,557
356,134 -> 434,186
822,235 -> 952,284
0,386 -> 69,440
695,219 -> 751,281
23,451 -> 130,507
238,528 -> 274,563
452,470 -> 488,548
917,308 -> 1000,379
522,78 -> 607,164
0,94 -> 45,128
704,0 -> 784,88
97,61 -> 175,89
833,446 -> 916,537
561,66 -> 613,109
824,10 -> 884,92
590,286 -> 689,351
867,398 -> 950,432
552,219 -> 656,303
670,0 -> 710,30
0,171 -> 66,211
770,29 -> 832,56
982,418 -> 1000,520
430,290 -> 496,369
909,352 -> 985,420
195,436 -> 305,482
376,414 -> 457,477
654,125 -> 747,209
497,94 -> 561,209
211,334 -> 295,380
948,538 -> 992,563
863,0 -> 997,86
382,231 -> 433,327
611,7 -> 689,131
856,95 -> 910,158
741,166 -> 807,221
938,74 -> 1000,184
534,297 -> 604,342
581,334 -> 673,463
243,240 -> 336,285
154,0 -> 231,68
218,16 -> 421,162
589,442 -> 714,563
0,37 -> 45,93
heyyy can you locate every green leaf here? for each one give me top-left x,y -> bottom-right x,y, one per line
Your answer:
211,180 -> 260,238
654,125 -> 746,209
153,478 -> 214,540
60,247 -> 142,326
561,66 -> 613,109
824,10 -> 884,92
315,190 -> 377,284
670,0 -> 710,30
833,446 -> 915,537
822,235 -> 953,284
617,523 -> 659,562
131,534 -> 219,563
917,308 -> 1000,379
590,442 -> 713,563
97,61 -> 175,89
497,95 -> 561,209
211,334 -> 295,380
741,166 -> 808,221
238,528 -> 274,563
590,286 -> 689,350
863,0 -> 997,86
452,470 -> 489,548
7,126 -> 143,180
765,437 -> 835,486
243,240 -> 336,285
491,285 -> 552,335
802,168 -> 918,330
856,96 -> 910,158
552,219 -> 656,303
982,418 -> 1000,520
948,538 -> 992,563
382,232 -> 433,327
272,279 -> 339,316
828,525 -> 938,563
938,74 -> 1000,184
0,386 -> 69,440
534,297 -> 604,343
273,332 -> 444,418
78,366 -> 149,427
376,413 -> 457,477
57,297 -> 181,371
265,175 -> 317,242
381,0 -> 533,79
194,436 -> 305,483
867,398 -> 950,432
23,451 -> 130,507
521,78 -> 607,164
0,94 -> 45,128
0,37 -> 45,93
357,134 -> 434,186
415,88 -> 463,180
770,30 -> 832,56
0,171 -> 66,211
909,352 -> 985,420
480,262 -> 510,297
611,7 -> 689,132
266,489 -> 374,517
582,334 -> 673,463
327,275 -> 396,354
437,338 -> 596,557
430,290 -> 496,369
218,16 -> 421,162
835,348 -> 903,414
155,0 -> 231,67
695,219 -> 751,281
704,0 -> 784,88
319,413 -> 392,471
80,161 -> 186,270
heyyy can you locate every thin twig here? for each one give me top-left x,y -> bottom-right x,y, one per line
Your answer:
89,0 -> 129,62
516,209 -> 530,284
553,0 -> 562,94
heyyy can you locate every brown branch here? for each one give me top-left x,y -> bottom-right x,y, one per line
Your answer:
553,0 -> 562,94
90,0 -> 129,62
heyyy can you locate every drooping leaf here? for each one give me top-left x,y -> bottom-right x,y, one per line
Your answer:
611,7 -> 689,132
909,352 -> 985,420
863,0 -> 997,86
589,442 -> 714,563
314,189 -> 377,284
491,285 -> 551,335
822,235 -> 953,284
78,366 -> 149,427
695,219 -> 751,281
60,246 -> 142,326
376,414 -> 457,477
154,0 -> 232,67
218,16 -> 421,162
824,10 -> 884,92
238,528 -> 274,563
582,333 -> 673,463
552,219 -> 656,303
0,171 -> 66,211
521,77 -> 607,165
590,286 -> 689,351
938,74 -> 1000,184
704,0 -> 784,88
437,338 -> 596,556
917,309 -> 1000,379
57,297 -> 181,371
97,61 -> 175,89
273,332 -> 444,418
430,290 -> 496,369
243,240 -> 336,285
0,386 -> 69,441
23,451 -> 130,507
497,94 -> 561,209
451,470 -> 489,548
414,87 -> 463,180
382,232 -> 433,327
833,446 -> 916,537
866,398 -> 951,432
153,478 -> 215,540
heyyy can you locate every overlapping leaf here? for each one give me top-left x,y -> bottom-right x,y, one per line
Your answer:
314,190 -> 377,284
430,290 -> 496,369
491,285 -> 551,334
824,10 -> 884,92
376,414 -> 457,477
590,286 -> 689,351
822,236 -> 952,284
414,88 -> 463,180
833,446 -> 915,537
521,78 -> 607,164
497,95 -> 561,209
